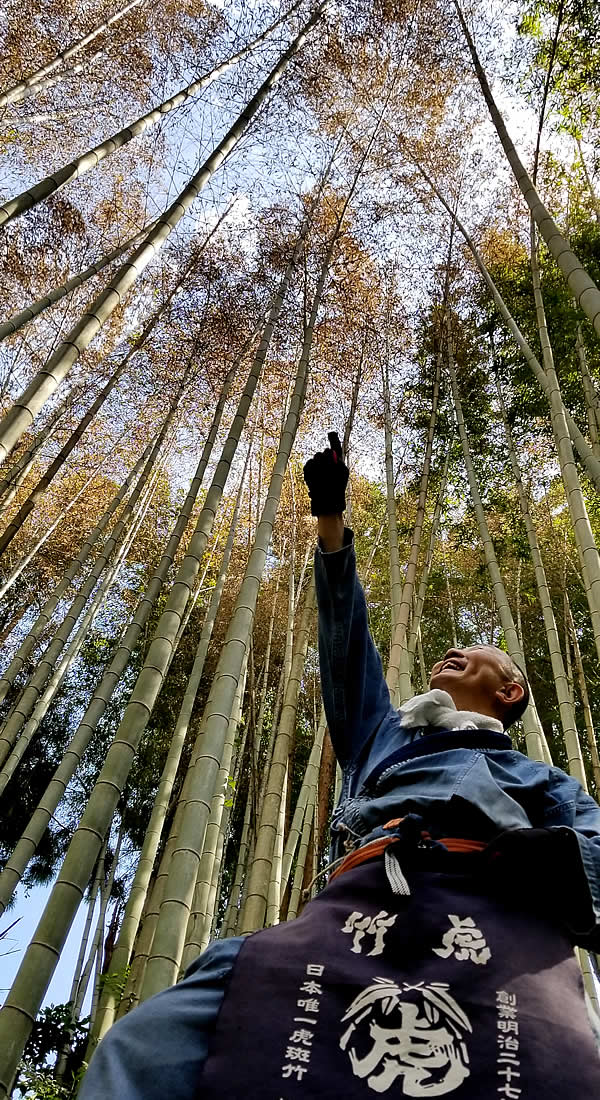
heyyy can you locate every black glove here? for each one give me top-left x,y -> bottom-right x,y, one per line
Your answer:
303,431 -> 349,516
482,827 -> 596,943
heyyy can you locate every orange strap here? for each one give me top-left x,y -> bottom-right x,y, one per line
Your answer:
329,822 -> 486,884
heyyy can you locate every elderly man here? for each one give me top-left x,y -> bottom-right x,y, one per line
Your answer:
80,434 -> 600,1099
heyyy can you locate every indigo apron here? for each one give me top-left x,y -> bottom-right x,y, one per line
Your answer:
196,850 -> 600,1098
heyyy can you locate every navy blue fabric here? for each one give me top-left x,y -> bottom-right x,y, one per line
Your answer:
79,937 -> 244,1100
315,530 -> 600,936
198,859 -> 600,1098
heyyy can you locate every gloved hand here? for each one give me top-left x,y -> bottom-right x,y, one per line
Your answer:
482,827 -> 596,942
303,431 -> 349,516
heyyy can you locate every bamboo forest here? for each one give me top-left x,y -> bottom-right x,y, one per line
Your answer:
0,0 -> 599,1094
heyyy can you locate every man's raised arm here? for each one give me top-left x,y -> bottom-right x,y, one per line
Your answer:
304,433 -> 396,769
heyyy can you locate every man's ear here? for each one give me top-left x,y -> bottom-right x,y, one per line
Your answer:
496,681 -> 524,707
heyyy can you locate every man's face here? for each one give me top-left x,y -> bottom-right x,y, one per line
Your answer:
429,645 -> 520,720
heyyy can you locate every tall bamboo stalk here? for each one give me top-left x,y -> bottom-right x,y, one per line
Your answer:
0,0 -> 144,107
0,3 -> 326,467
387,354 -> 441,704
416,166 -> 600,489
139,256 -> 321,1000
0,465 -> 157,800
0,358 -> 238,917
527,217 -> 600,665
454,0 -> 600,337
90,454 -> 249,1042
447,320 -> 550,762
496,378 -> 586,785
0,218 -> 158,343
180,659 -> 248,967
280,707 -> 326,893
241,577 -> 316,933
0,380 -> 183,769
406,452 -> 450,669
287,784 -> 317,921
0,5 -> 303,227
566,597 -> 600,794
576,325 -> 600,455
0,439 -> 155,708
382,357 -> 402,642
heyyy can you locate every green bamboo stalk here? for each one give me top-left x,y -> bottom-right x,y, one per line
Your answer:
416,165 -> 600,489
0,439 -> 155,709
454,0 -> 600,337
447,319 -> 550,762
0,2 -> 325,465
528,216 -> 600,664
387,353 -> 441,704
0,219 -> 158,343
576,325 -> 600,455
180,658 -> 248,968
241,577 -> 316,933
280,707 -> 326,894
0,0 -> 144,107
90,454 -> 248,1042
140,271 -> 319,1000
0,357 -> 236,918
287,785 -> 316,921
496,377 -> 586,786
406,451 -> 450,670
382,357 -> 402,643
566,597 -> 600,794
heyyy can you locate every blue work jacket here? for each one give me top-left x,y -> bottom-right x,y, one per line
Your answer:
316,528 -> 600,935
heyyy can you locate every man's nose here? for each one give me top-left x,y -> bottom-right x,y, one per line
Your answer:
442,647 -> 464,662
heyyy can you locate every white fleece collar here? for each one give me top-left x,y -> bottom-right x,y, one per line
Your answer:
399,688 -> 504,734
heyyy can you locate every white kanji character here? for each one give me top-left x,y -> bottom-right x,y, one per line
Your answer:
281,1065 -> 307,1081
300,980 -> 322,995
306,964 -> 324,976
497,1086 -> 521,1099
433,915 -> 491,965
297,998 -> 320,1014
341,910 -> 397,956
285,1047 -> 311,1063
497,991 -> 517,1006
498,1005 -> 517,1020
288,1030 -> 313,1046
497,1019 -> 519,1034
340,977 -> 472,1095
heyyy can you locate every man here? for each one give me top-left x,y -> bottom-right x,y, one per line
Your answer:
80,434 -> 600,1099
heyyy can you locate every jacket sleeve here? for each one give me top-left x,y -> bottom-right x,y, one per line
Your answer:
78,937 -> 244,1100
543,771 -> 600,950
314,527 -> 396,769
569,785 -> 600,949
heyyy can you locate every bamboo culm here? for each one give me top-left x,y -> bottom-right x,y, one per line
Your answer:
139,261 -> 320,1000
89,454 -> 249,1043
453,0 -> 600,338
0,0 -> 144,107
0,2 -> 326,466
0,356 -> 239,917
447,319 -> 551,763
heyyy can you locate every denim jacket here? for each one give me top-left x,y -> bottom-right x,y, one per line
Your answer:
315,529 -> 600,939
